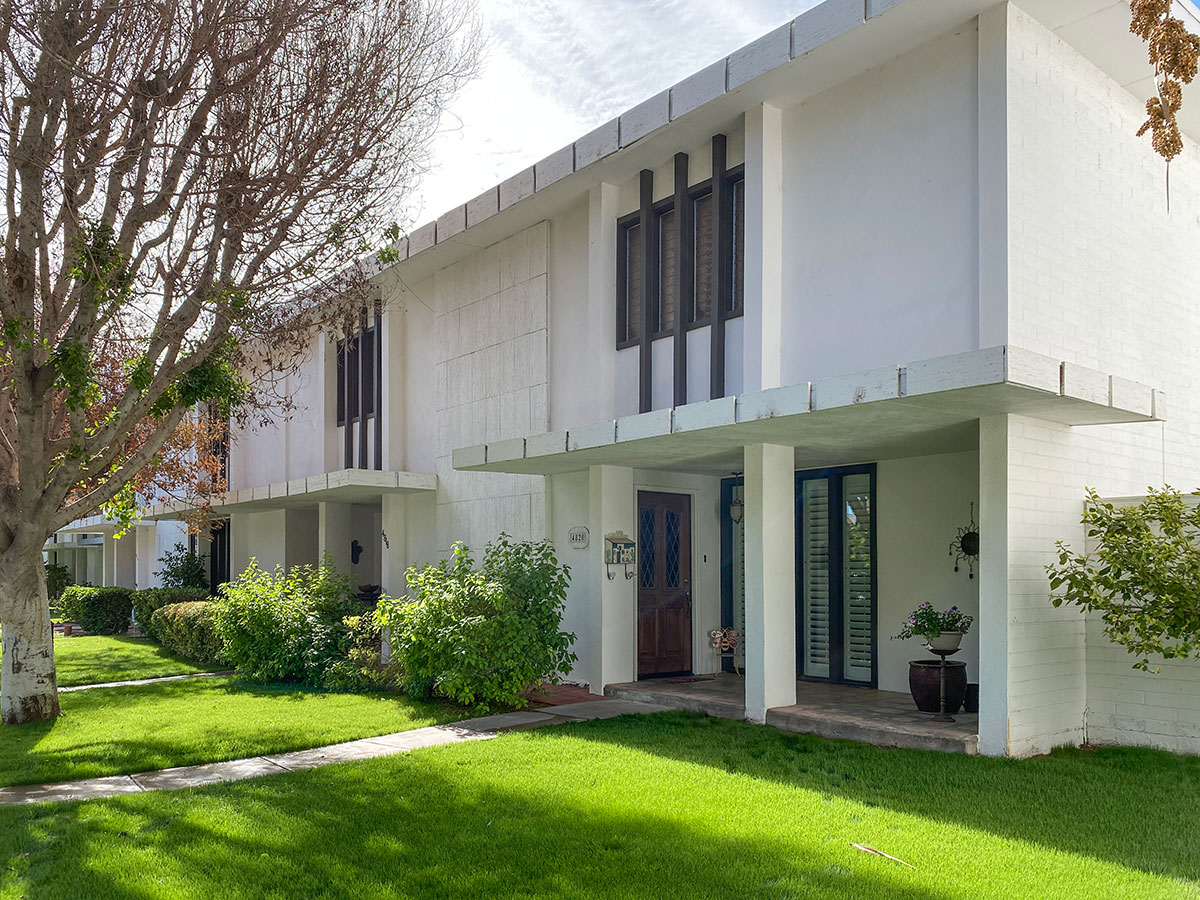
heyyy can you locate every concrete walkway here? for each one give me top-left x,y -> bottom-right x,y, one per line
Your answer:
0,698 -> 668,805
59,671 -> 234,693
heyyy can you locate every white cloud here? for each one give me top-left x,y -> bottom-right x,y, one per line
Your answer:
408,0 -> 816,224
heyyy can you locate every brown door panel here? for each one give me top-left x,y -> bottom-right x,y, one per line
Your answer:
637,491 -> 693,677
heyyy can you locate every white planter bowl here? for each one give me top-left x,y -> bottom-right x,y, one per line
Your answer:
925,631 -> 963,653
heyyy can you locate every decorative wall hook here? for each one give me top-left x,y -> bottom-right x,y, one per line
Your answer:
604,531 -> 637,581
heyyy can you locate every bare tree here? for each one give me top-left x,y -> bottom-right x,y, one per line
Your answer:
0,0 -> 478,724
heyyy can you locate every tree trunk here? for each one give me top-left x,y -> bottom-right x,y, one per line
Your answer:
0,547 -> 60,725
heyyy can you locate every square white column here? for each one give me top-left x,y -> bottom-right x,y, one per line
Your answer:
743,442 -> 796,723
318,502 -> 353,575
977,415 -> 1010,756
101,531 -> 117,587
743,103 -> 784,393
587,465 -> 636,694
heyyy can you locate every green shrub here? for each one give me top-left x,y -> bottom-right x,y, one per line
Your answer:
133,587 -> 211,641
58,586 -> 133,635
376,535 -> 576,712
213,558 -> 360,684
44,562 -> 74,605
155,542 -> 209,590
151,601 -> 225,664
321,613 -> 401,692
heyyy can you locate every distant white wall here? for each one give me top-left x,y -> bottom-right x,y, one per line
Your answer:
876,451 -> 980,694
778,23 -> 980,387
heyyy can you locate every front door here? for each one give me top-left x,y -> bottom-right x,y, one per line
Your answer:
637,491 -> 693,677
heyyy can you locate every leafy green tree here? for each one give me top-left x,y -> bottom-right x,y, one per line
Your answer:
1047,487 -> 1200,671
155,543 -> 210,591
0,0 -> 477,724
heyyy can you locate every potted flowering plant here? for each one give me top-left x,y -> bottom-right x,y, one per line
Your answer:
894,603 -> 974,652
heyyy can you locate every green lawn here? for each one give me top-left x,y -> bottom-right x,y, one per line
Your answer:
0,676 -> 467,787
1,711 -> 1197,899
0,634 -> 220,687
52,635 -> 221,687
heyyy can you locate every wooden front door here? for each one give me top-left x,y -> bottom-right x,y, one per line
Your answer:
637,491 -> 693,677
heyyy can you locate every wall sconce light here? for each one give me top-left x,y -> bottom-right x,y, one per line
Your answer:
729,495 -> 744,526
351,539 -> 363,565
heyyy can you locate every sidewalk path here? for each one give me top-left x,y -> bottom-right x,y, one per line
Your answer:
59,671 -> 234,693
0,698 -> 668,805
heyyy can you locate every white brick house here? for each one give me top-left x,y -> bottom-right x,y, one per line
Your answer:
55,0 -> 1200,758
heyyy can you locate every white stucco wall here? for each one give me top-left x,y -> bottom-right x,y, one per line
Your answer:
876,451 -> 980,695
432,222 -> 550,557
778,23 -> 981,388
996,5 -> 1200,755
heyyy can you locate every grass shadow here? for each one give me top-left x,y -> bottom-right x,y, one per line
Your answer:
0,749 -> 967,900
554,710 -> 1200,884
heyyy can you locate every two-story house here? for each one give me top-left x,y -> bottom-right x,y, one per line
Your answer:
59,0 -> 1200,758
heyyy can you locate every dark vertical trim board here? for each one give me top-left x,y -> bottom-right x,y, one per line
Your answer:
673,152 -> 691,407
342,338 -> 353,468
373,310 -> 383,471
639,169 -> 654,414
709,134 -> 728,400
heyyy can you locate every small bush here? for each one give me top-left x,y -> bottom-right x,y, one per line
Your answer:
377,535 -> 576,712
213,558 -> 360,684
133,587 -> 210,640
151,601 -> 225,664
155,542 -> 209,590
321,613 -> 401,692
58,586 -> 134,635
45,563 -> 74,605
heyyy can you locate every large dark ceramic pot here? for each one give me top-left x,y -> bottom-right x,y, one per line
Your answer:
908,660 -> 967,714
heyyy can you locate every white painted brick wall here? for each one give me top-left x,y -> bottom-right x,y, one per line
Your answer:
433,222 -> 549,557
1004,7 -> 1200,754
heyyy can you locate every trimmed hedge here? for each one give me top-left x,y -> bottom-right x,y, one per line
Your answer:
59,586 -> 133,635
133,587 -> 210,640
150,601 -> 225,664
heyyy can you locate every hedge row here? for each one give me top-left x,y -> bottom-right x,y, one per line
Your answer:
59,586 -> 134,635
133,587 -> 210,640
59,586 -> 212,638
151,601 -> 225,665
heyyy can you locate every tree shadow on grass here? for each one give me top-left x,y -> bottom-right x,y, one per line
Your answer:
558,710 -> 1200,884
0,756 -> 964,900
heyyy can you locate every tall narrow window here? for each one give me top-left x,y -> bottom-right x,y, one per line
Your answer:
731,175 -> 745,314
618,220 -> 643,345
693,191 -> 713,321
657,207 -> 676,333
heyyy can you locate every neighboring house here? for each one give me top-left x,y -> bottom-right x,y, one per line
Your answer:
51,0 -> 1200,758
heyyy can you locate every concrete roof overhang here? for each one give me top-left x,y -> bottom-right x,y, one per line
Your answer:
452,346 -> 1161,478
58,469 -> 437,532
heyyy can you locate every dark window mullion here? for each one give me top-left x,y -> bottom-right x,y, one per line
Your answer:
673,151 -> 690,407
710,133 -> 728,400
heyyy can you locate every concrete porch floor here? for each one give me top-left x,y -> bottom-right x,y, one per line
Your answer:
605,674 -> 979,755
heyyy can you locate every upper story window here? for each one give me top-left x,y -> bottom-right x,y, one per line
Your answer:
335,324 -> 376,426
617,168 -> 744,348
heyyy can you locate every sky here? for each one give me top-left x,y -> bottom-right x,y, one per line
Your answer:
410,0 -> 818,225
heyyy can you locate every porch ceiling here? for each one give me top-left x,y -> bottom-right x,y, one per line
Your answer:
453,346 -> 1162,477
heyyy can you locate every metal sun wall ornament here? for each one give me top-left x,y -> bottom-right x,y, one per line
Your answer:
949,503 -> 980,579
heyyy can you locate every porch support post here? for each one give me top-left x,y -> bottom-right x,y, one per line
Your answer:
379,493 -> 409,663
588,464 -> 636,694
743,442 -> 796,723
318,501 -> 354,576
978,415 -> 1011,756
101,529 -> 116,587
